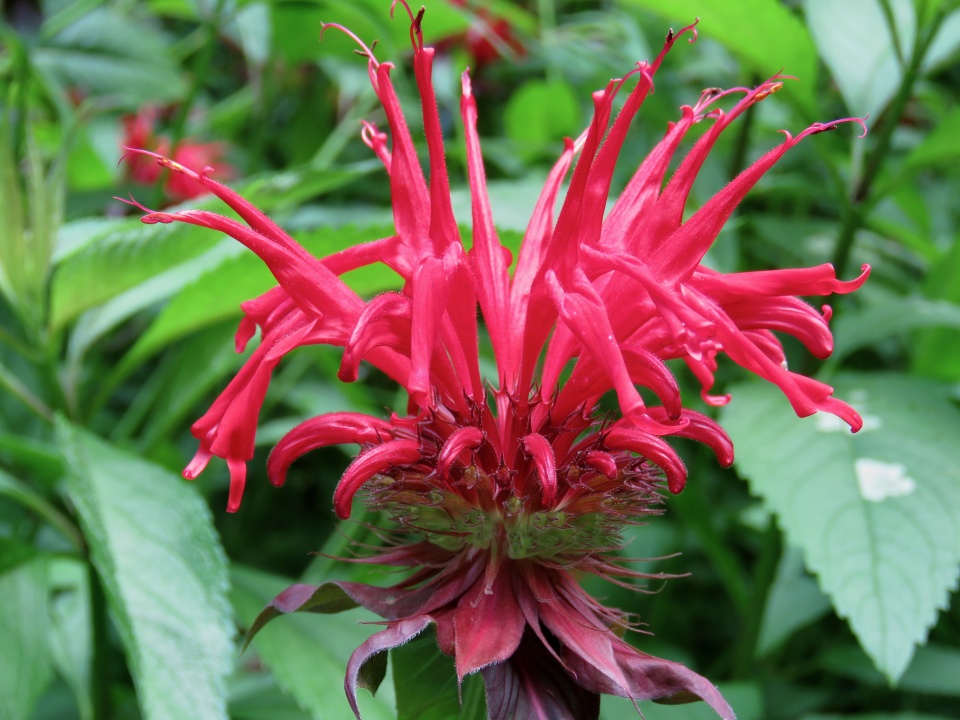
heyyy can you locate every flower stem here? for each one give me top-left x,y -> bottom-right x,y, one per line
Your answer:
832,7 -> 945,277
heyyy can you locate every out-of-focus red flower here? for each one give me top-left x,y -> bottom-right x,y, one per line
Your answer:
124,4 -> 868,718
120,108 -> 232,202
443,0 -> 525,67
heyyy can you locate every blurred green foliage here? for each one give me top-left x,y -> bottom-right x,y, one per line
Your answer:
1,0 -> 959,719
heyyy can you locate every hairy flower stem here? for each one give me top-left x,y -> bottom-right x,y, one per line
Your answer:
832,7 -> 946,277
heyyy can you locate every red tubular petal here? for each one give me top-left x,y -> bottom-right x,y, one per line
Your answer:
521,433 -> 558,507
406,245 -> 479,408
333,439 -> 423,519
602,426 -> 688,494
461,71 -> 511,372
183,447 -> 213,480
546,81 -> 618,272
603,108 -> 696,252
339,293 -> 411,382
225,458 -> 247,513
139,208 -> 361,322
644,408 -> 734,467
267,412 -> 395,487
585,450 -> 619,478
375,63 -> 431,250
438,426 -> 484,478
694,263 -> 871,300
413,46 -> 460,252
454,568 -> 525,681
547,272 -> 674,434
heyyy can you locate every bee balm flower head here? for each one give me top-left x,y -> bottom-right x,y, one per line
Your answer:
126,4 -> 867,718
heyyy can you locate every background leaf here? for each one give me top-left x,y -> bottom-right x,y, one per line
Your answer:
721,373 -> 960,681
58,421 -> 234,720
803,0 -> 909,119
0,557 -> 53,720
617,0 -> 819,113
230,565 -> 395,720
392,629 -> 486,720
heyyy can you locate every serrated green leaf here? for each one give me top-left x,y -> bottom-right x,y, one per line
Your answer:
616,0 -> 818,114
231,565 -> 395,720
0,558 -> 54,720
721,373 -> 960,682
58,421 -> 233,720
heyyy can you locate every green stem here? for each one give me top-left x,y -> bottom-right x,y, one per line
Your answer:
672,450 -> 750,615
89,564 -> 111,720
832,8 -> 945,277
0,471 -> 84,550
537,0 -> 561,86
733,517 -> 781,676
169,0 -> 227,147
0,359 -> 54,422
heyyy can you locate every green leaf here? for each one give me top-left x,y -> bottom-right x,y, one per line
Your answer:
116,224 -> 399,376
50,165 -> 374,333
231,565 -> 395,720
905,106 -> 960,169
34,8 -> 187,107
616,0 -> 818,114
913,238 -> 960,381
804,0 -> 910,119
822,642 -> 960,696
803,714 -> 960,720
50,219 -> 225,332
757,548 -> 832,656
504,80 -> 581,150
58,421 -> 233,720
601,682 -> 763,720
392,629 -> 486,720
0,558 -> 54,720
47,558 -> 94,720
721,373 -> 960,682
828,295 -> 960,364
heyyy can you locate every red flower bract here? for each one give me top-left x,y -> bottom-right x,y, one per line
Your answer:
126,4 -> 868,719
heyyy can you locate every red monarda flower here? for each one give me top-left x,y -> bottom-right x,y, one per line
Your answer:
126,4 -> 867,718
443,0 -> 525,67
121,107 -> 232,202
